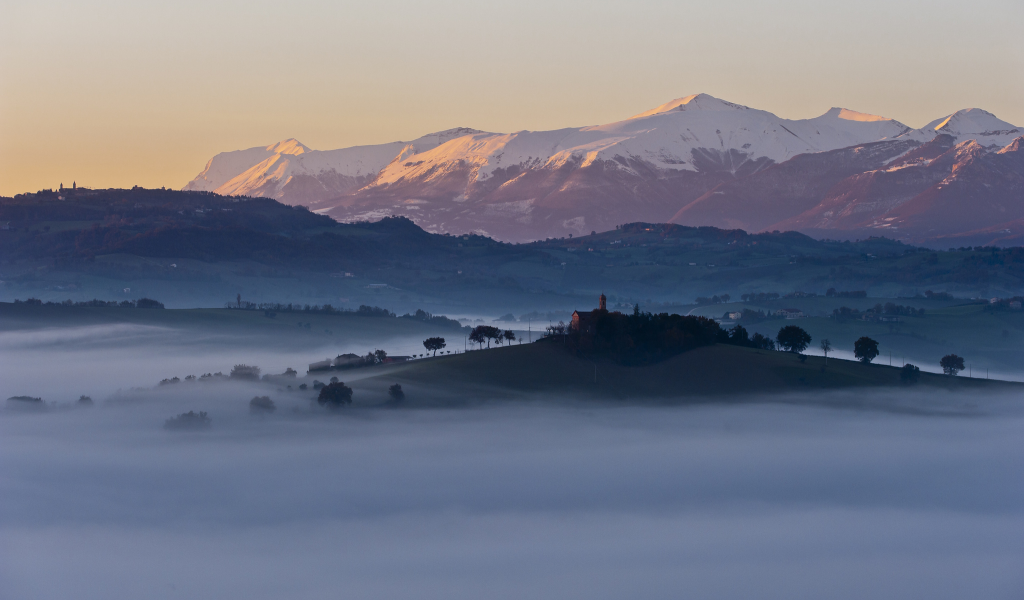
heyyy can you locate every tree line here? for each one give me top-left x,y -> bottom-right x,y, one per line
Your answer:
12,297 -> 165,308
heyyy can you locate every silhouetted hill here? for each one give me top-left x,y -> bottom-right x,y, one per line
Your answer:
4,188 -> 1024,307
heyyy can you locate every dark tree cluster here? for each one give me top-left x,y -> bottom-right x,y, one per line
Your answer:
249,396 -> 276,413
900,364 -> 921,384
568,306 -> 722,365
470,325 -> 504,348
223,303 -> 464,329
940,354 -> 965,376
164,411 -> 211,430
854,337 -> 880,364
230,364 -> 261,380
318,382 -> 354,408
825,289 -> 867,298
776,325 -> 812,353
694,294 -> 730,305
723,324 -> 776,351
740,292 -> 780,303
870,303 -> 925,316
12,297 -> 164,309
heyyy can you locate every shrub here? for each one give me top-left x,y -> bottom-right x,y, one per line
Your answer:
900,364 -> 921,384
388,384 -> 405,401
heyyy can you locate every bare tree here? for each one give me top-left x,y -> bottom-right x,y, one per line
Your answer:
820,338 -> 832,365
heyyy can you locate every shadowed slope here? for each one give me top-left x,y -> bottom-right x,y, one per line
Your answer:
362,341 -> 1013,402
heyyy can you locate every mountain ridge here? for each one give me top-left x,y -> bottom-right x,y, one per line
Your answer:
183,94 -> 1022,245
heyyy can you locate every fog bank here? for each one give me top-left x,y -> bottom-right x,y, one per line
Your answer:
2,390 -> 1023,599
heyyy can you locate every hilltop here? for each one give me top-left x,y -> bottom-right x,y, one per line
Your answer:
352,340 -> 1016,404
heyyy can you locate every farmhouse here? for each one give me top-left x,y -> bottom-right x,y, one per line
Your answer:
775,308 -> 805,319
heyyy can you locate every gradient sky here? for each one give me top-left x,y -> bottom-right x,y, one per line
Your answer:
2,0 -> 1022,196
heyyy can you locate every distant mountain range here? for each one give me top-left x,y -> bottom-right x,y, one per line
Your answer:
185,94 -> 1023,246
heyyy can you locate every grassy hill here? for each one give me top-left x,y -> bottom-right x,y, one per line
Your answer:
352,340 -> 1014,404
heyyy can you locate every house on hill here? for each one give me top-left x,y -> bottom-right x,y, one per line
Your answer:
775,308 -> 805,319
571,294 -> 613,334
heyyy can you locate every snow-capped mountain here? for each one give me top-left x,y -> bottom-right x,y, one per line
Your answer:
184,128 -> 483,204
903,108 -> 1022,148
184,94 -> 1022,245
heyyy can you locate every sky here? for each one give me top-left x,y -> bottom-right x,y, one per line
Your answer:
1,0 -> 1022,196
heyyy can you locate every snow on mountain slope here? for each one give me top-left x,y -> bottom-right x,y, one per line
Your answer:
184,94 -> 1021,244
899,108 -> 1022,148
183,128 -> 483,205
367,94 -> 910,190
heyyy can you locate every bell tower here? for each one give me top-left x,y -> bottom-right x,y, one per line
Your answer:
599,293 -> 606,311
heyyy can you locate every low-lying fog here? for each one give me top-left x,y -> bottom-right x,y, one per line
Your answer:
0,323 -> 442,401
2,328 -> 1023,599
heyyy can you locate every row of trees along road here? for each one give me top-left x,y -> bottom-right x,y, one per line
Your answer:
775,325 -> 968,377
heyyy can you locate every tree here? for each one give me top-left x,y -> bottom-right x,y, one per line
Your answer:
545,321 -> 567,336
503,329 -> 516,345
230,364 -> 261,380
388,384 -> 405,401
249,396 -> 276,413
820,339 -> 832,364
900,363 -> 921,384
750,332 -> 775,350
423,337 -> 446,356
854,337 -> 879,364
940,354 -> 965,376
776,325 -> 811,353
728,324 -> 750,345
318,382 -> 353,408
164,411 -> 211,430
469,328 -> 486,349
470,325 -> 502,348
373,349 -> 388,364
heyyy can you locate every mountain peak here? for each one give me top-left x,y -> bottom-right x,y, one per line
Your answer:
822,107 -> 892,122
926,108 -> 1015,134
630,93 -> 746,119
997,136 -> 1024,154
265,139 -> 309,155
